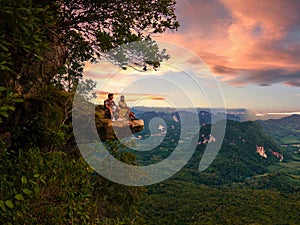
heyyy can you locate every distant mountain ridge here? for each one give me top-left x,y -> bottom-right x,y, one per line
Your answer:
176,120 -> 291,185
134,108 -> 300,145
258,114 -> 300,144
133,116 -> 293,187
131,110 -> 298,191
134,108 -> 244,126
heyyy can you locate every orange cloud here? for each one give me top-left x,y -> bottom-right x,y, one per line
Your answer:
148,96 -> 165,101
155,0 -> 300,86
95,92 -> 165,104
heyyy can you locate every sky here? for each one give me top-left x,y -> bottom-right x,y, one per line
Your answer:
83,0 -> 300,115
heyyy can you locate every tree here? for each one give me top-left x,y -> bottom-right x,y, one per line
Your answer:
0,0 -> 61,97
0,0 -> 179,151
0,0 -> 179,96
0,2 -> 178,221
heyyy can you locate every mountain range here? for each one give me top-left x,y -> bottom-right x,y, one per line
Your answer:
258,114 -> 300,144
138,114 -> 300,224
131,110 -> 299,193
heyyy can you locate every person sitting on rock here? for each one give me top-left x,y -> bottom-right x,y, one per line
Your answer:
118,95 -> 137,121
104,93 -> 118,121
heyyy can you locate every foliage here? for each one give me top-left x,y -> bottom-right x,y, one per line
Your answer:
0,0 -> 180,151
258,114 -> 300,144
0,87 -> 23,123
0,0 -> 59,95
243,171 -> 300,193
0,1 -> 179,224
58,0 -> 179,54
183,120 -> 288,185
140,180 -> 300,225
3,85 -> 73,151
132,118 -> 292,186
133,114 -> 299,223
105,39 -> 170,71
0,0 -> 179,96
0,147 -> 144,224
53,0 -> 179,90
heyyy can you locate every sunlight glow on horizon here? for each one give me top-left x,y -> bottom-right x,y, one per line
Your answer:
256,112 -> 300,117
82,0 -> 300,112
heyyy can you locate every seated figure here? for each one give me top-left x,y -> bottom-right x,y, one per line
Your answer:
118,95 -> 137,120
104,93 -> 118,121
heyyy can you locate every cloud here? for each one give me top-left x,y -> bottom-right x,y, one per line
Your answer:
255,112 -> 300,117
155,0 -> 300,87
95,91 -> 111,95
212,65 -> 300,86
149,96 -> 165,101
95,91 -> 165,103
285,80 -> 300,87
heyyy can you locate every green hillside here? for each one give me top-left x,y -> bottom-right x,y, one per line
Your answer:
187,120 -> 292,185
134,120 -> 292,186
258,114 -> 300,144
139,120 -> 300,224
140,180 -> 300,225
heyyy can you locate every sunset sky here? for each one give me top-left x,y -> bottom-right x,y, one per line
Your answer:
84,0 -> 300,115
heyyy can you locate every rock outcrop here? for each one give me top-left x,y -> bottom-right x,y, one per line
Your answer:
95,105 -> 144,141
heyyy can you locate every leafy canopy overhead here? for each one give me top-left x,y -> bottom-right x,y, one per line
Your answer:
0,0 -> 179,94
60,0 -> 179,53
59,0 -> 179,77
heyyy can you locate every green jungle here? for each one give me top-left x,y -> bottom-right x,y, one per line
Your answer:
0,1 -> 299,224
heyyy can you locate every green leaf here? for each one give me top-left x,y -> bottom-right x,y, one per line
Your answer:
0,106 -> 9,111
29,180 -> 39,186
0,43 -> 9,51
5,200 -> 14,209
0,200 -> 6,211
0,111 -> 9,117
0,86 -> 6,91
20,24 -> 30,35
12,98 -> 23,103
40,178 -> 46,184
7,106 -> 15,111
15,194 -> 24,201
34,186 -> 40,194
22,188 -> 32,195
21,176 -> 27,184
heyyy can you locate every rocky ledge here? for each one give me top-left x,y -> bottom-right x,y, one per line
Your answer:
95,105 -> 144,141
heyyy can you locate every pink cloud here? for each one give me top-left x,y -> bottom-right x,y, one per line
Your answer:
149,96 -> 165,101
155,0 -> 300,86
95,92 -> 166,103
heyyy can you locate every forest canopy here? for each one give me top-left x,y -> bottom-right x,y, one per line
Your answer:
0,0 -> 179,97
0,0 -> 179,149
0,1 -> 179,223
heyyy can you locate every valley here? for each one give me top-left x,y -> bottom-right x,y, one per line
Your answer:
126,109 -> 300,224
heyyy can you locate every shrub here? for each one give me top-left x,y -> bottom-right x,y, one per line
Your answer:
0,147 -> 144,224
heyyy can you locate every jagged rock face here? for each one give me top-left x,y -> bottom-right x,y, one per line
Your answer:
95,105 -> 144,141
